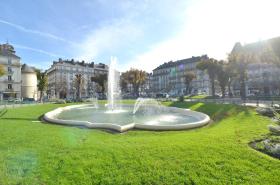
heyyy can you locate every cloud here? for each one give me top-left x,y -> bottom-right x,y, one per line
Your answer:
123,0 -> 280,72
0,19 -> 77,45
75,17 -> 143,63
13,43 -> 64,58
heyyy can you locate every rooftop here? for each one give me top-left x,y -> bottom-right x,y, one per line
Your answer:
52,58 -> 107,69
231,36 -> 280,60
0,43 -> 20,59
21,64 -> 36,73
153,55 -> 208,71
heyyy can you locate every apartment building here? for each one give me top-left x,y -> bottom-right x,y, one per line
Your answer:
152,55 -> 210,96
0,43 -> 21,100
46,58 -> 108,99
230,37 -> 280,96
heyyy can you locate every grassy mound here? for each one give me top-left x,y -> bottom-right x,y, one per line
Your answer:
0,102 -> 279,184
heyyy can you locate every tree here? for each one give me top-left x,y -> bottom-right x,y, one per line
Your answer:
196,58 -> 219,97
228,46 -> 254,100
184,71 -> 196,95
121,69 -> 147,97
91,74 -> 107,93
74,74 -> 84,100
0,64 -> 5,77
223,61 -> 238,97
120,72 -> 129,92
36,70 -> 48,102
216,62 -> 230,98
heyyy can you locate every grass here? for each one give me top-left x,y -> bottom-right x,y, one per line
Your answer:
0,101 -> 279,184
184,95 -> 208,99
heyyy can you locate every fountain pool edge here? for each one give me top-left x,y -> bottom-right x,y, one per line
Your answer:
43,104 -> 210,132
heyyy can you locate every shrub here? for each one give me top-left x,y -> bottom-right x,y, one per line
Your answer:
55,99 -> 66,104
178,96 -> 184,102
49,98 -> 66,104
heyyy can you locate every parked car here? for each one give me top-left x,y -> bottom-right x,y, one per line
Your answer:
156,93 -> 170,99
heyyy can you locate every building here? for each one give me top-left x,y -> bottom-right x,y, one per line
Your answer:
46,58 -> 108,99
230,37 -> 280,96
140,73 -> 153,96
21,64 -> 38,100
0,43 -> 21,100
152,55 -> 210,96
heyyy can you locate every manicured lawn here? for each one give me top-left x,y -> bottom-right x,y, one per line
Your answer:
184,95 -> 208,99
0,102 -> 279,184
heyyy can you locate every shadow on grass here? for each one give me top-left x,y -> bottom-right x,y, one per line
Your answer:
0,108 -> 8,117
169,101 -> 251,122
0,118 -> 37,121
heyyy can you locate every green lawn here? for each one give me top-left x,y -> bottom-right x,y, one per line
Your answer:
184,95 -> 208,99
0,102 -> 279,184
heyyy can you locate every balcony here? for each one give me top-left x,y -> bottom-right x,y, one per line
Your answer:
3,79 -> 14,83
5,88 -> 14,92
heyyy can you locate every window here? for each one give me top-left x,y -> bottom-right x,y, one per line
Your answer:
8,84 -> 12,89
8,59 -> 11,65
8,67 -> 12,72
8,76 -> 12,81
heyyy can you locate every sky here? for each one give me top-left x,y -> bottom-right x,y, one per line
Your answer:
0,0 -> 280,72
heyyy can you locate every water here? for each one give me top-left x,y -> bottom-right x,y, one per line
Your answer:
57,104 -> 198,126
91,97 -> 98,108
133,98 -> 163,115
107,57 -> 121,111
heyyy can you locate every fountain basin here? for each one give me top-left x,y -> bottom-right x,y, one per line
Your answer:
43,104 -> 210,132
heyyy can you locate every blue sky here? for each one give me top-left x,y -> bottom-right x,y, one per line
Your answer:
1,0 -> 280,72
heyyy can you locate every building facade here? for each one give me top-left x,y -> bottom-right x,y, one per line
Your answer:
152,55 -> 210,96
230,37 -> 280,96
46,59 -> 108,99
0,43 -> 21,100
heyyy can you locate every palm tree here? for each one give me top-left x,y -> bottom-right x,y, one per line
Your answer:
224,61 -> 237,97
196,58 -> 219,97
120,72 -> 129,92
36,70 -> 48,102
216,62 -> 230,98
122,69 -> 147,97
91,74 -> 107,93
228,46 -> 254,100
74,74 -> 84,101
184,71 -> 196,95
0,64 -> 5,77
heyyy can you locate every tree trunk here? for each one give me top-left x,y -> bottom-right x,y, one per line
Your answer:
221,86 -> 226,98
40,91 -> 43,103
134,85 -> 140,97
228,81 -> 232,97
240,71 -> 246,100
77,86 -> 80,101
211,79 -> 215,97
101,85 -> 105,94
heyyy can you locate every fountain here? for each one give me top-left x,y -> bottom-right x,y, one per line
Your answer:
107,57 -> 117,110
105,57 -> 124,114
133,98 -> 162,115
43,57 -> 210,132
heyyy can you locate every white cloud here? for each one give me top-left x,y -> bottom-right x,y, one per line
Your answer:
0,19 -> 76,45
13,43 -> 64,58
75,17 -> 143,64
75,0 -> 188,67
123,0 -> 280,72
